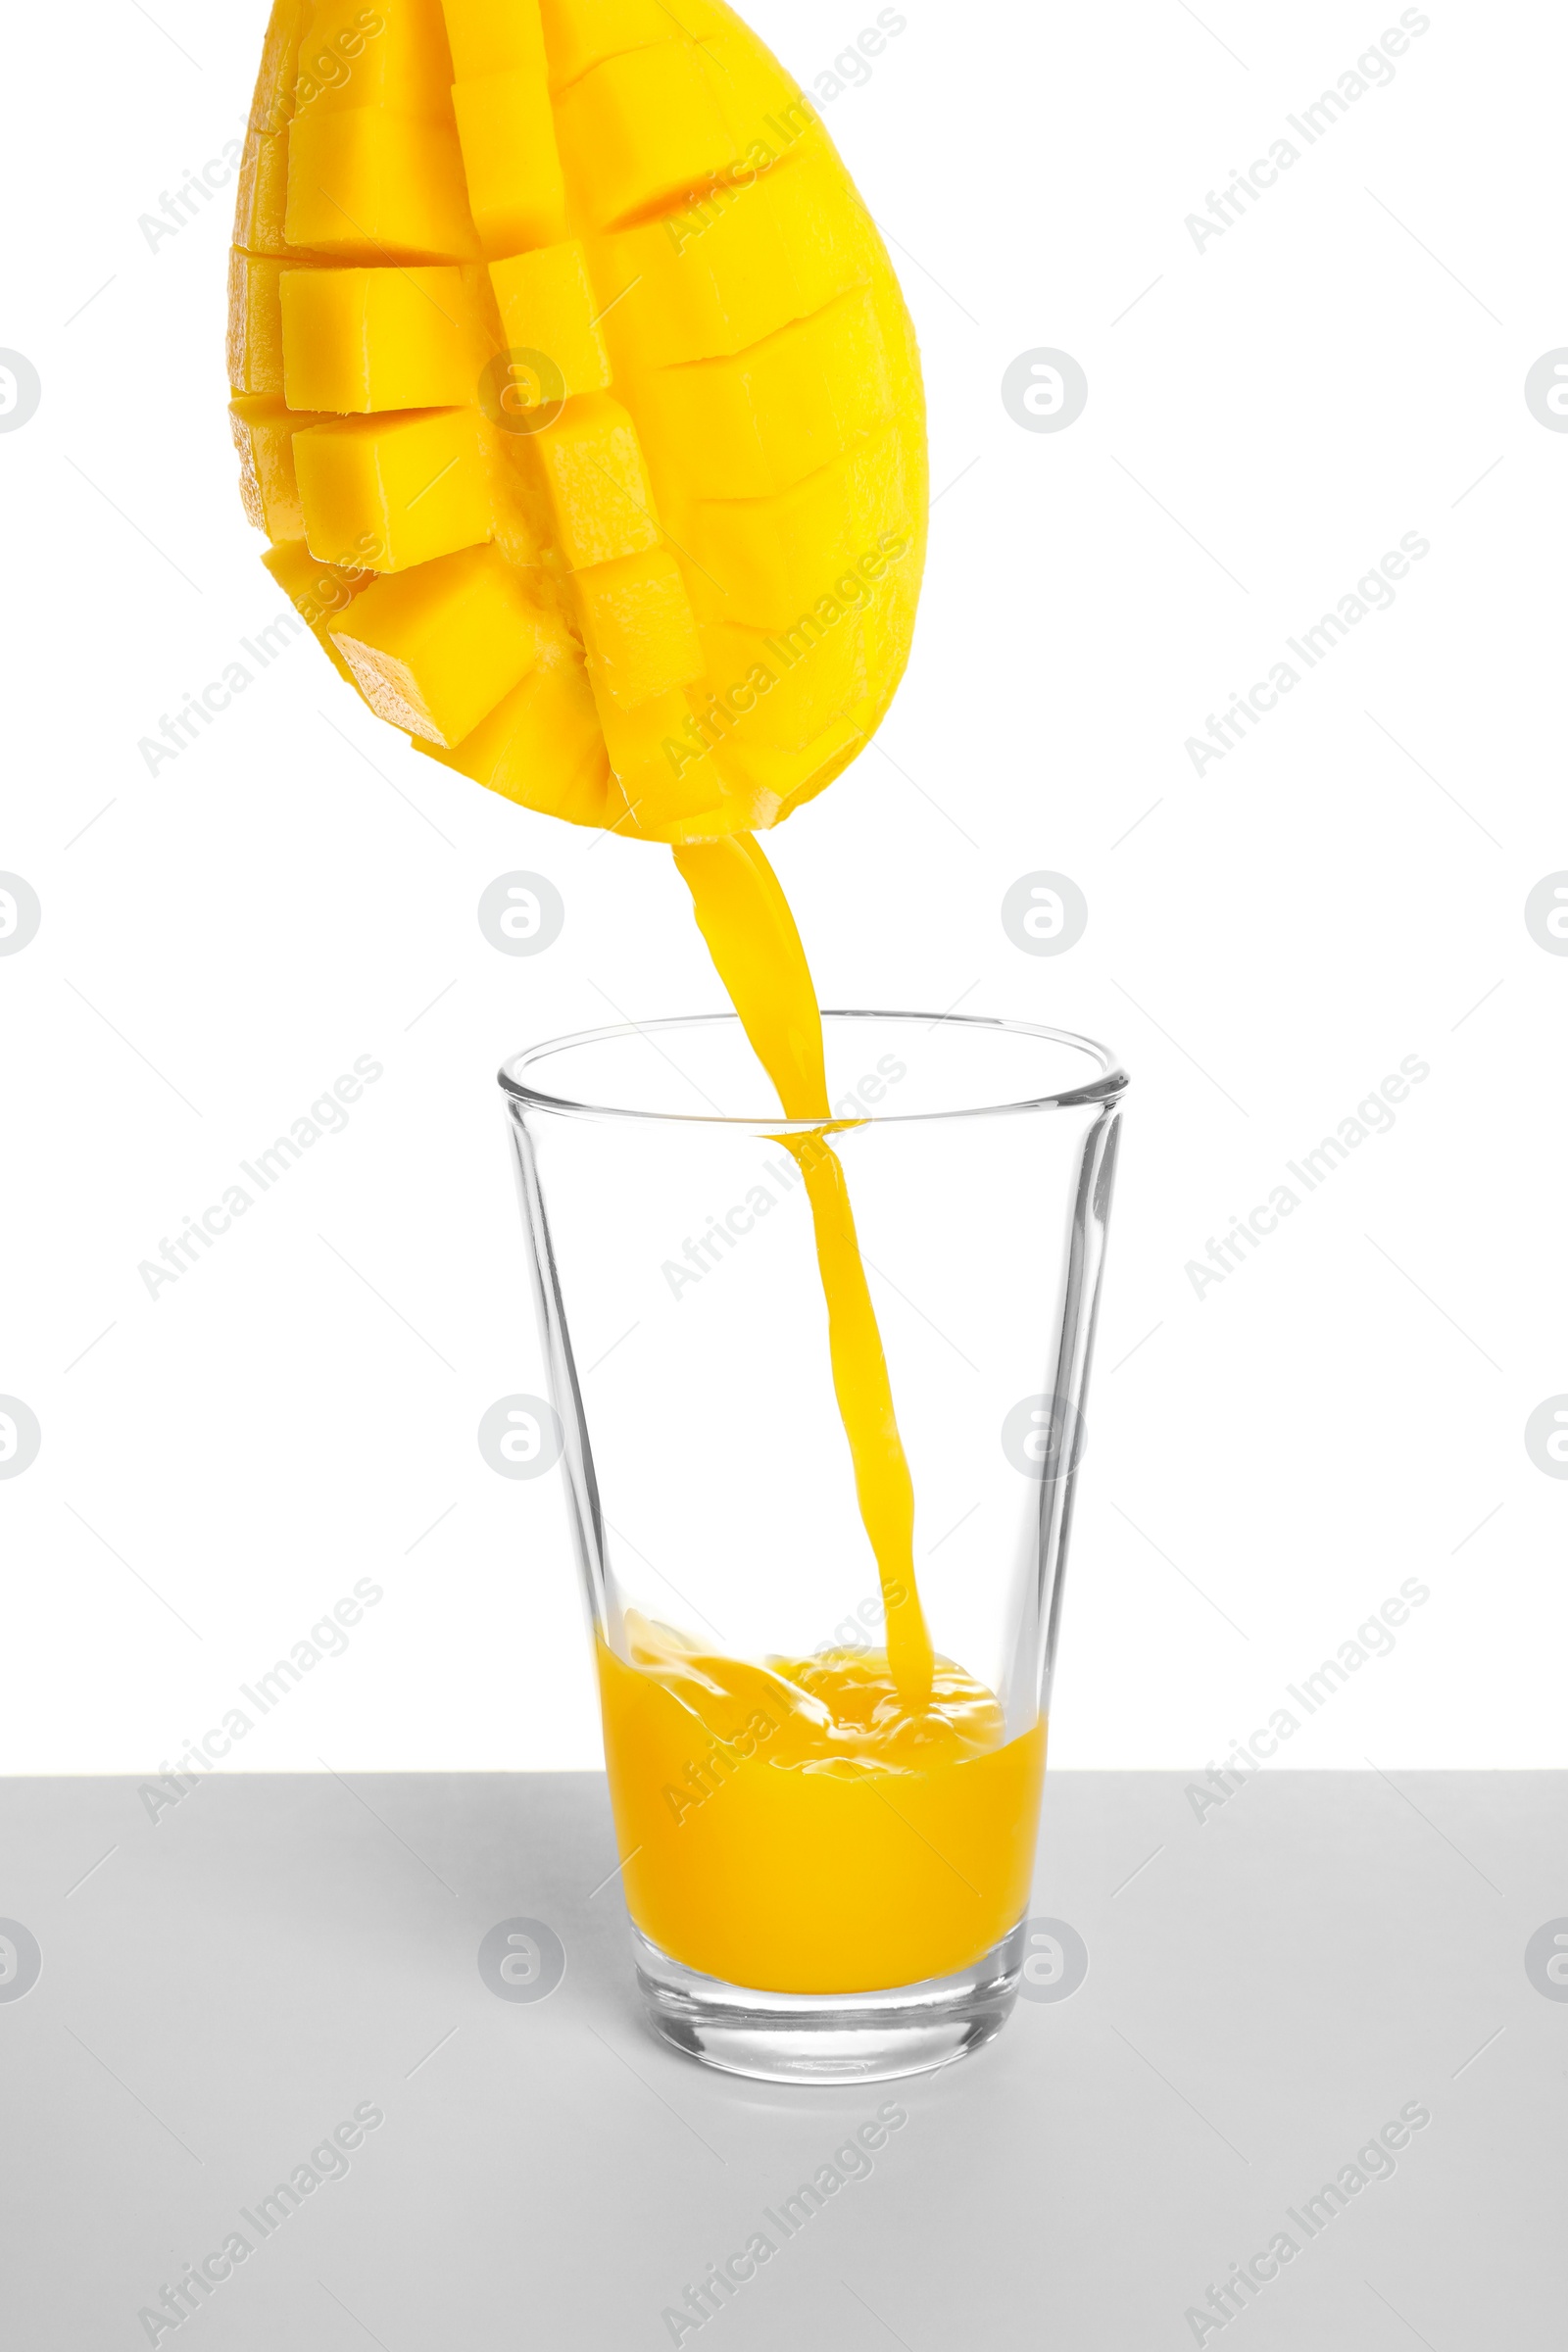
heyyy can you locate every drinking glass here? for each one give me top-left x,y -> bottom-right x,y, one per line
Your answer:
500,1012 -> 1127,2082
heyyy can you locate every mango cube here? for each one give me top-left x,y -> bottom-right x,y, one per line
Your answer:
440,0 -> 549,82
261,535 -> 376,679
452,69 -> 566,255
590,138 -> 865,373
297,0 -> 458,118
537,0 -> 727,93
668,426 -> 914,628
248,0 -> 314,137
555,43 -> 739,232
714,710 -> 866,814
229,395 -> 330,537
698,608 -> 869,752
234,129 -> 292,253
630,290 -> 893,502
533,393 -> 659,568
294,406 -> 492,569
286,107 -> 478,259
228,250 -> 319,395
696,27 -> 803,144
596,684 -> 737,831
488,241 -> 610,397
575,548 -> 702,708
280,265 -> 484,411
329,542 -> 550,742
416,638 -> 612,827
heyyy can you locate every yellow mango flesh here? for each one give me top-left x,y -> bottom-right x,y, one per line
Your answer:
573,547 -> 703,709
230,394 -> 329,536
330,541 -> 553,741
229,0 -> 925,840
260,535 -> 376,676
487,239 -> 610,395
292,405 -> 492,569
279,264 -> 487,411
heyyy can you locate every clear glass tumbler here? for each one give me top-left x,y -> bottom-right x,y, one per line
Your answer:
500,1012 -> 1127,2082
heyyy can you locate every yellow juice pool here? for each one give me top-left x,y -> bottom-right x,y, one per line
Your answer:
599,1620 -> 1046,1994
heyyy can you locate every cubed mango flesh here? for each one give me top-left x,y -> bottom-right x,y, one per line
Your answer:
415,631 -> 612,827
228,249 -> 322,395
698,606 -> 868,752
329,542 -> 552,743
234,129 -> 293,253
230,393 -> 330,537
488,241 -> 610,398
587,137 -> 865,376
286,106 -> 478,259
533,393 -> 659,569
298,0 -> 458,117
596,685 -> 741,833
452,69 -> 566,254
442,0 -> 549,81
555,43 -> 742,232
537,0 -> 728,93
628,289 -> 893,501
666,428 -> 916,629
231,0 -> 925,841
261,535 -> 376,678
574,547 -> 703,708
280,265 -> 485,411
248,0 -> 316,138
294,406 -> 492,568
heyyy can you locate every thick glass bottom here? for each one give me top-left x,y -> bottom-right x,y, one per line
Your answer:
631,1920 -> 1027,2084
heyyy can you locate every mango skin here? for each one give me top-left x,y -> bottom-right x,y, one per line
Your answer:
229,0 -> 926,841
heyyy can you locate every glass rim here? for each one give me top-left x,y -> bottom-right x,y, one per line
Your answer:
497,1009 -> 1129,1131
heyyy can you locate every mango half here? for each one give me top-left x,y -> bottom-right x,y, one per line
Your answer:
229,0 -> 927,842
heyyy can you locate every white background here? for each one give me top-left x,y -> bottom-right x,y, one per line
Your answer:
2,0 -> 1562,1778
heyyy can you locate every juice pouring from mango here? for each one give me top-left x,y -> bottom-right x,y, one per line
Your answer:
639,832 -> 1046,1992
231,0 -> 1047,1990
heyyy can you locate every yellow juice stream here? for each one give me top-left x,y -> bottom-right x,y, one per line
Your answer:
591,834 -> 1046,1994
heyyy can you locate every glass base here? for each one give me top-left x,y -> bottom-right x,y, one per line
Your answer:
631,1921 -> 1027,2084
